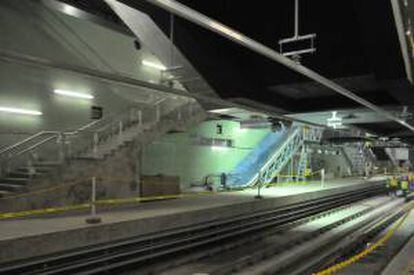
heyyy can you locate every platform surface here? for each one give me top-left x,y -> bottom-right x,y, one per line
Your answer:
0,177 -> 386,263
382,210 -> 414,275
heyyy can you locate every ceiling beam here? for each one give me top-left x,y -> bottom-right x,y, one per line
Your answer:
139,0 -> 414,132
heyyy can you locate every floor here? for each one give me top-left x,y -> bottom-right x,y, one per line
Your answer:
0,177 -> 385,242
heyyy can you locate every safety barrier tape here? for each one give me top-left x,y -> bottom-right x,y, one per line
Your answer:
0,171 -> 389,220
0,176 -> 100,201
314,203 -> 414,275
276,169 -> 323,179
267,181 -> 312,187
0,175 -> 157,201
0,191 -> 215,220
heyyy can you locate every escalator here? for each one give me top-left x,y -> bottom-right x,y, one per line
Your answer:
226,126 -> 303,189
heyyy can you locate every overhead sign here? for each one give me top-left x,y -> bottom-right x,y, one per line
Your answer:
327,111 -> 342,129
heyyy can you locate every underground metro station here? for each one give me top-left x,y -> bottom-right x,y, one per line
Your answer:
1,0 -> 414,274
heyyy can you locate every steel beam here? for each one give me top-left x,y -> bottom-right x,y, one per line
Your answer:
390,0 -> 413,83
142,0 -> 414,132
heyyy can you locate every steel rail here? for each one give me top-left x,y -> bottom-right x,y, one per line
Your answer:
243,199 -> 405,274
291,204 -> 408,275
203,201 -> 389,275
139,0 -> 414,132
0,184 -> 385,274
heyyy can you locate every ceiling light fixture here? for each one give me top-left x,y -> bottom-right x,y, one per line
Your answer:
0,106 -> 42,116
142,60 -> 167,71
54,89 -> 94,99
211,145 -> 228,151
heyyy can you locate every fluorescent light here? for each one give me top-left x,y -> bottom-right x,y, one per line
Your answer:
142,60 -> 167,71
0,106 -> 42,116
54,89 -> 94,99
211,146 -> 228,151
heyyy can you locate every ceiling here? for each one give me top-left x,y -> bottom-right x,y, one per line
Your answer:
50,0 -> 414,140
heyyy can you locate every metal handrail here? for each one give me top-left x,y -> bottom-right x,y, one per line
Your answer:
260,127 -> 301,173
339,147 -> 354,169
0,131 -> 59,156
14,135 -> 59,158
0,100 -> 190,169
0,120 -> 105,159
65,120 -> 102,135
239,126 -> 302,187
0,105 -> 135,156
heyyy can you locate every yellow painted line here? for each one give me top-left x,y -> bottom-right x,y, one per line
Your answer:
0,204 -> 90,220
314,203 -> 414,275
0,192 -> 216,220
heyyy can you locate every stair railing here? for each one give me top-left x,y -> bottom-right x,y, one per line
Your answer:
0,131 -> 61,177
0,98 -> 203,177
0,105 -> 144,176
63,105 -> 144,160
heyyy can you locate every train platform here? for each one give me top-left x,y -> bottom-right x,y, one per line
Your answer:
0,177 -> 387,264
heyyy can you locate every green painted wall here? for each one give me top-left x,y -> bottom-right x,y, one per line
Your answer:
142,120 -> 271,188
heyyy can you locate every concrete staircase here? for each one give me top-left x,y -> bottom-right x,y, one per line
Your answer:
342,145 -> 367,176
0,100 -> 206,197
0,161 -> 59,196
296,146 -> 309,181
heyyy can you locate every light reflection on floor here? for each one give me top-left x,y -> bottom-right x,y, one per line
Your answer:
222,176 -> 387,198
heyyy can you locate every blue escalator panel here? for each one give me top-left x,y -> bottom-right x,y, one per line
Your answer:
227,130 -> 286,188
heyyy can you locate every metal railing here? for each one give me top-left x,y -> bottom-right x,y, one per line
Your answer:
257,126 -> 303,185
224,126 -> 324,189
0,98 -> 202,178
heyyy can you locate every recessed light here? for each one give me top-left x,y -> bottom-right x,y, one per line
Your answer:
142,60 -> 167,71
54,89 -> 94,99
0,106 -> 42,116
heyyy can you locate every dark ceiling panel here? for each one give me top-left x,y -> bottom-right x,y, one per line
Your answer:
57,0 -> 413,119
120,0 -> 409,112
353,121 -> 407,136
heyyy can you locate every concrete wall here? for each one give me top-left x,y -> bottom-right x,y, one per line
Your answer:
142,120 -> 271,188
0,101 -> 206,212
0,0 -> 189,149
0,0 -> 166,84
311,149 -> 352,179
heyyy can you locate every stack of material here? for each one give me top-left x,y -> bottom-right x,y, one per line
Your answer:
140,175 -> 180,197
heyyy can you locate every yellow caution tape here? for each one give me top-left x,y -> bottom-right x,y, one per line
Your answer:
314,203 -> 414,275
0,191 -> 216,220
0,179 -> 88,201
267,181 -> 312,187
275,169 -> 324,179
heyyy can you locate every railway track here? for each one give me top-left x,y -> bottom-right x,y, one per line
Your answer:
0,184 -> 386,274
237,198 -> 407,275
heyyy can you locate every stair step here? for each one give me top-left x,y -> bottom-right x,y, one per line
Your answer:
17,167 -> 53,173
8,172 -> 31,178
0,190 -> 12,197
2,178 -> 29,184
32,161 -> 62,167
76,155 -> 105,160
0,183 -> 25,192
8,171 -> 45,178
